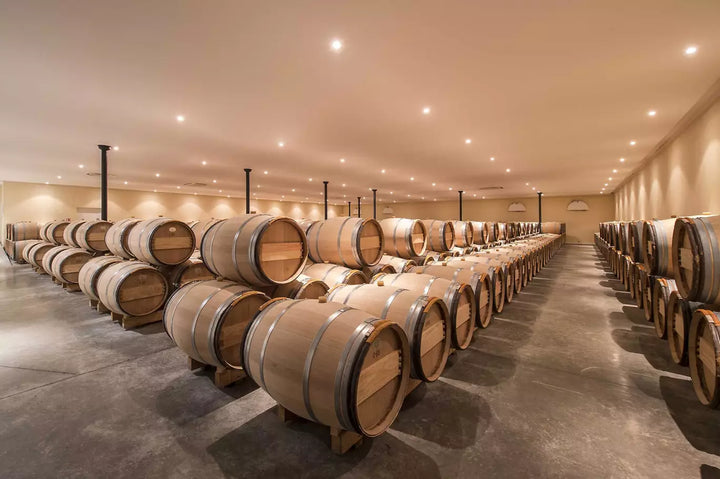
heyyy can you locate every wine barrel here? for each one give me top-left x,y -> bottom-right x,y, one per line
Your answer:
127,218 -> 195,266
243,298 -> 410,436
643,274 -> 660,322
474,252 -> 523,293
49,248 -> 93,284
634,264 -> 648,309
21,240 -> 43,263
106,218 -> 141,259
688,309 -> 720,407
264,274 -> 330,299
450,246 -> 473,256
63,220 -> 86,248
8,222 -> 39,241
362,263 -> 396,278
191,218 -> 222,249
379,218 -> 427,258
78,256 -> 124,301
296,218 -> 318,234
422,220 -> 455,252
46,221 -> 70,245
642,218 -> 676,276
371,273 -> 476,350
327,283 -> 451,381
667,291 -> 706,366
377,254 -> 417,273
444,259 -> 506,312
42,245 -> 71,276
423,251 -> 453,264
542,222 -> 564,235
96,261 -> 169,316
672,215 -> 720,305
164,280 -> 270,369
27,242 -> 55,269
302,262 -> 367,288
410,264 -> 494,328
471,222 -> 487,245
653,278 -> 678,339
201,214 -> 307,286
306,217 -> 383,268
452,221 -> 474,248
627,220 -> 645,263
159,257 -> 215,293
484,222 -> 498,244
75,220 -> 113,253
497,223 -> 508,241
450,256 -> 515,305
39,222 -> 53,242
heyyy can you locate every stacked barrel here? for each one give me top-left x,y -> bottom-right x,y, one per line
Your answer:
597,216 -> 720,408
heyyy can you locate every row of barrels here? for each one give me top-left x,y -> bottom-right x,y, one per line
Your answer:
596,218 -> 720,408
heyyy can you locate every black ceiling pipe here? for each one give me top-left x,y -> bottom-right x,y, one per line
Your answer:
372,189 -> 377,219
97,145 -> 110,221
347,201 -> 351,217
323,181 -> 329,220
244,169 -> 252,214
538,191 -> 543,233
458,190 -> 464,221
357,197 -> 361,218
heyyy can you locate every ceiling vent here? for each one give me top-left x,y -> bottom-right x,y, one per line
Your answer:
476,186 -> 504,191
184,182 -> 207,187
85,172 -> 117,177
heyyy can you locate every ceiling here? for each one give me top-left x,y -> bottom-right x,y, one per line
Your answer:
1,1 -> 720,206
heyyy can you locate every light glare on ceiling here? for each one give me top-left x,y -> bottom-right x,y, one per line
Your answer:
619,158 -> 625,162
124,181 -> 128,185
176,115 -> 185,123
113,146 -> 119,151
684,45 -> 698,56
647,110 -> 656,117
78,164 -> 84,169
505,168 -> 511,173
330,39 -> 343,52
465,139 -> 472,144
264,171 -> 268,175
202,161 -> 207,165
612,169 -> 618,173
422,106 -> 431,115
339,158 -> 345,163
155,173 -> 160,177
381,169 -> 386,173
57,175 -> 62,179
490,157 -> 495,161
629,140 -> 636,146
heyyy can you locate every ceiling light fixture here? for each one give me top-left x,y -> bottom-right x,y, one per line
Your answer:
505,168 -> 511,173
381,169 -> 386,173
308,178 -> 313,182
531,187 -> 535,191
124,181 -> 128,185
525,182 -> 529,186
202,161 -> 207,165
278,141 -> 285,148
629,140 -> 636,146
342,183 -> 346,187
684,45 -> 698,56
613,169 -> 618,173
490,157 -> 495,161
78,164 -> 84,169
113,146 -> 119,151
604,183 -> 608,186
340,158 -> 345,163
153,189 -> 157,192
264,170 -> 268,175
647,110 -> 656,117
330,39 -> 343,52
432,182 -> 436,186
57,175 -> 62,179
212,179 -> 217,183
176,115 -> 185,123
608,177 -> 613,181
410,177 -> 414,181
176,186 -> 180,189
156,173 -> 160,177
422,106 -> 431,115
465,139 -> 472,144
619,158 -> 625,163
291,188 -> 295,192
45,181 -> 49,185
448,187 -> 453,190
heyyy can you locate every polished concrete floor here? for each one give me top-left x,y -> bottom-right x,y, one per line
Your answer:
1,245 -> 719,478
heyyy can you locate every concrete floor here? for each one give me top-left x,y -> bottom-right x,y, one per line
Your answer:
1,245 -> 719,478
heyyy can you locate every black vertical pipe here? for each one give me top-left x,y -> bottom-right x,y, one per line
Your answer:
357,197 -> 361,218
372,189 -> 377,219
323,181 -> 329,220
537,191 -> 543,233
347,201 -> 351,217
244,168 -> 252,214
458,190 -> 464,221
97,145 -> 110,221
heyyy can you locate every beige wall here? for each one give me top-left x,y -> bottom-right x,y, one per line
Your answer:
1,181 -> 344,239
383,194 -> 613,244
615,91 -> 720,220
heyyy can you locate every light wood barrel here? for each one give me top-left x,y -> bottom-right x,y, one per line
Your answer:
377,254 -> 417,273
264,274 -> 330,300
653,277 -> 678,339
474,251 -> 524,293
642,218 -> 676,276
327,284 -> 451,381
243,298 -> 410,436
21,240 -> 43,263
27,242 -> 55,269
643,274 -> 660,322
164,280 -> 270,369
424,251 -> 453,264
484,222 -> 498,243
306,217 -> 383,268
42,246 -> 71,275
444,259 -> 505,313
379,218 -> 427,258
371,273 -> 476,350
411,264 -> 494,328
9,222 -> 39,241
75,220 -> 113,253
127,218 -> 195,266
667,291 -> 706,366
191,218 -> 223,249
159,257 -> 215,293
39,222 -> 53,242
49,248 -> 93,284
201,214 -> 307,286
422,220 -> 455,252
634,264 -> 648,308
688,310 -> 720,408
296,218 -> 318,234
78,256 -> 124,301
672,215 -> 720,305
302,262 -> 367,288
449,256 -> 515,305
106,218 -> 141,259
97,261 -> 169,316
63,220 -> 86,248
362,263 -> 396,278
46,221 -> 70,245
497,223 -> 508,241
453,221 -> 474,247
627,220 -> 645,263
542,222 -> 565,235
471,222 -> 487,245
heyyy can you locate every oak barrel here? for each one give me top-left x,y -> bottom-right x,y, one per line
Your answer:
453,221 -> 474,247
75,220 -> 113,253
327,283 -> 451,381
78,255 -> 124,301
27,242 -> 55,269
159,257 -> 215,293
21,240 -> 43,263
642,218 -> 676,276
164,280 -> 270,369
42,245 -> 71,276
379,218 -> 427,258
46,221 -> 70,245
377,254 -> 417,273
96,261 -> 169,316
243,298 -> 410,436
106,218 -> 141,259
444,259 -> 506,313
448,256 -> 514,305
264,274 -> 330,299
127,218 -> 195,266
306,217 -> 383,268
422,220 -> 455,252
672,215 -> 720,305
63,220 -> 86,248
302,262 -> 367,288
362,263 -> 396,278
653,277 -> 678,339
667,291 -> 706,366
201,214 -> 307,286
8,222 -> 39,241
191,218 -> 223,249
471,222 -> 487,245
688,310 -> 720,408
49,247 -> 93,284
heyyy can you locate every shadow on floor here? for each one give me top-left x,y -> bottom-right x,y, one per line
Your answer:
701,464 -> 720,479
206,408 -> 441,479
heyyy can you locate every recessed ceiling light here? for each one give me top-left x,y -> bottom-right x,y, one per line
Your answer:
194,192 -> 197,195
473,194 -> 476,197
525,182 -> 529,186
600,191 -> 604,194
612,169 -> 618,173
407,194 -> 410,197
602,188 -> 606,191
176,186 -> 180,189
422,106 -> 431,115
608,177 -> 613,181
124,181 -> 128,185
153,189 -> 157,192
156,173 -> 160,177
281,195 -> 285,199
330,39 -> 343,52
604,183 -> 608,186
381,169 -> 386,173
390,191 -> 393,195
113,146 -> 119,151
448,187 -> 453,190
339,158 -> 345,163
176,115 -> 185,123
531,187 -> 535,191
291,188 -> 295,192
619,158 -> 625,163
308,178 -> 313,182
227,195 -> 230,198
465,139 -> 472,144
278,141 -> 285,148
219,189 -> 222,193
264,170 -> 268,175
490,157 -> 495,161
212,179 -> 217,183
432,182 -> 436,186
433,198 -> 437,201
78,164 -> 84,169
629,140 -> 636,146
45,181 -> 49,185
684,45 -> 698,56
410,177 -> 414,181
343,194 -> 346,198
342,183 -> 346,187
257,185 -> 260,188
57,175 -> 62,179
202,160 -> 207,165
505,168 -> 511,173
647,110 -> 656,117
482,196 -> 486,199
